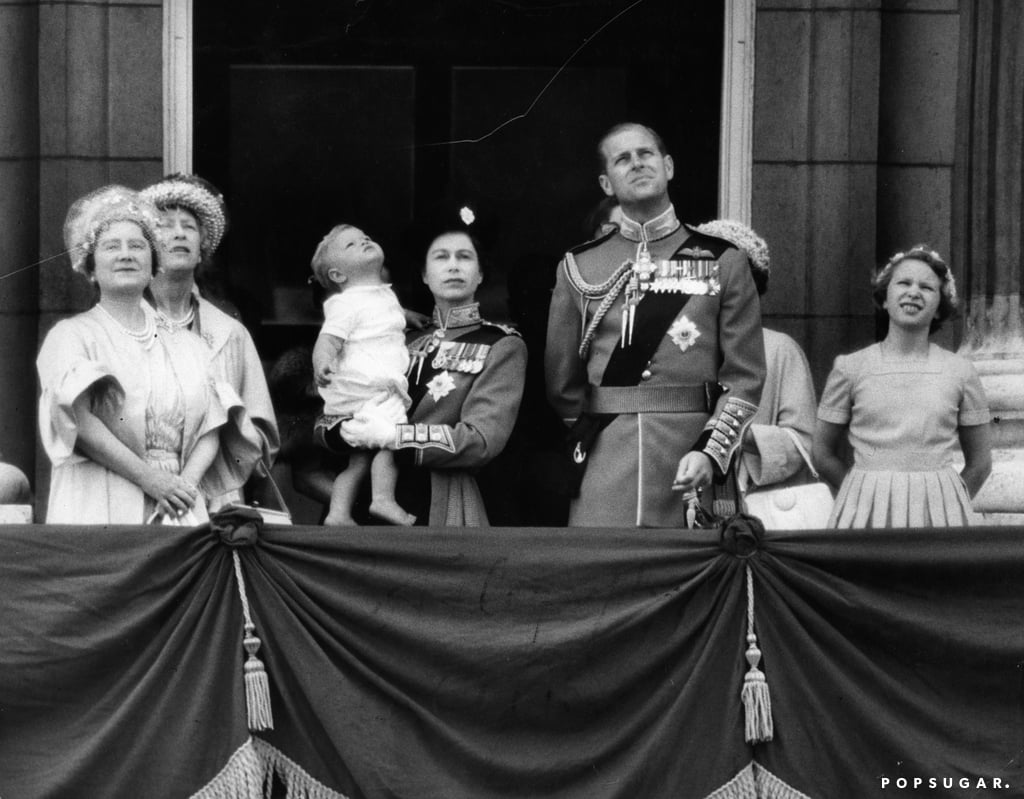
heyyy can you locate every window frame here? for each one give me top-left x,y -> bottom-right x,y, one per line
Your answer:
163,0 -> 755,221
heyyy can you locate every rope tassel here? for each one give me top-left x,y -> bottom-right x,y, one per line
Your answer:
742,564 -> 773,743
233,551 -> 274,731
243,623 -> 274,731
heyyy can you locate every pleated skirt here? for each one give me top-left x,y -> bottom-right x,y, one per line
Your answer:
828,466 -> 979,529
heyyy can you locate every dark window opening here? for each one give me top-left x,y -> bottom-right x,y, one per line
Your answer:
195,0 -> 724,357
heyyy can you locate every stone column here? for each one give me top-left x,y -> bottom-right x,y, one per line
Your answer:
0,2 -> 40,493
952,0 -> 1024,522
752,0 -> 882,387
35,0 -> 164,514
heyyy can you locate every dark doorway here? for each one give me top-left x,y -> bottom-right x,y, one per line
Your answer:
194,1 -> 725,526
194,0 -> 724,349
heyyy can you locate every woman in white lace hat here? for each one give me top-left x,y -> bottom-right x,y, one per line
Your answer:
37,186 -> 229,524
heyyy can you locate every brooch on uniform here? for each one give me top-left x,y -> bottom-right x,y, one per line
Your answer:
408,329 -> 446,383
425,371 -> 456,401
668,315 -> 700,353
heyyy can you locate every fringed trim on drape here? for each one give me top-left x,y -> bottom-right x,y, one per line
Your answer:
702,762 -> 758,799
752,762 -> 814,799
189,738 -> 268,799
232,551 -> 274,731
190,737 -> 352,799
701,761 -> 814,799
253,738 -> 351,798
741,564 -> 773,743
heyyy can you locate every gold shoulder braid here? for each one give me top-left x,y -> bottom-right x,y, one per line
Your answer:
482,320 -> 520,337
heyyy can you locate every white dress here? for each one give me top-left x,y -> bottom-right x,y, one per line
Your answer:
817,343 -> 990,528
37,304 -> 227,524
317,285 -> 410,417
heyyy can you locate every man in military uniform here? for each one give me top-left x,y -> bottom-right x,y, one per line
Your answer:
545,122 -> 765,527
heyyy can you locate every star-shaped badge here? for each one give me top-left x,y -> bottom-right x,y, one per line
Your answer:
668,315 -> 701,353
426,370 -> 456,401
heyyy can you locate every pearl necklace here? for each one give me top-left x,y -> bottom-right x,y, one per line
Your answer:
96,303 -> 157,350
156,305 -> 196,332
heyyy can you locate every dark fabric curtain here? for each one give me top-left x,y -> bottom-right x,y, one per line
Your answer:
0,522 -> 1022,798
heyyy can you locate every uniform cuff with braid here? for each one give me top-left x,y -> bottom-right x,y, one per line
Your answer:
691,398 -> 758,476
394,423 -> 456,453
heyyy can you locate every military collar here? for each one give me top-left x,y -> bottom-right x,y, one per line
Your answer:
618,205 -> 680,243
433,303 -> 481,330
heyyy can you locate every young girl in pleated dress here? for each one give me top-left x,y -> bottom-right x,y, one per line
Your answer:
812,246 -> 992,528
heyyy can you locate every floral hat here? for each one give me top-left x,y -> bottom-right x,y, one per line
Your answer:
140,173 -> 229,257
692,219 -> 770,278
62,185 -> 164,275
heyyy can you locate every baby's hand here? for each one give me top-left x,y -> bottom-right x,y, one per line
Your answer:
403,308 -> 430,330
314,362 -> 333,387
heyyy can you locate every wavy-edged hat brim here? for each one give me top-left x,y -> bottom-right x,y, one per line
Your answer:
140,175 -> 228,256
63,185 -> 164,275
692,219 -> 770,277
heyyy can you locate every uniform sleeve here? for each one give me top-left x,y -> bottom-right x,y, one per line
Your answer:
36,320 -> 125,465
817,354 -> 854,425
400,335 -> 527,470
696,248 -> 766,475
544,256 -> 588,425
742,334 -> 817,487
958,357 -> 990,427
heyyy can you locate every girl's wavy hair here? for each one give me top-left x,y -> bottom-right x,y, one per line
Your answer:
872,245 -> 959,334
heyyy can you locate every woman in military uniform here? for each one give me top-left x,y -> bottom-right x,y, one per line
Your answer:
341,220 -> 527,526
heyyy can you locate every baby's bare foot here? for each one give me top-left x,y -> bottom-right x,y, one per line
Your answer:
369,499 -> 416,526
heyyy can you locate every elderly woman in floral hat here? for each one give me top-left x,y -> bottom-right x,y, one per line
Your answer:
140,174 -> 278,509
37,185 -> 230,524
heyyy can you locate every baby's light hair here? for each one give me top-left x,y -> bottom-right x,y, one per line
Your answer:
310,224 -> 355,289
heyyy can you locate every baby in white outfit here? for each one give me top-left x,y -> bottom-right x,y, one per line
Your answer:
311,225 -> 414,526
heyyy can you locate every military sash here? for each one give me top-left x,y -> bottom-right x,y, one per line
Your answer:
565,234 -> 729,497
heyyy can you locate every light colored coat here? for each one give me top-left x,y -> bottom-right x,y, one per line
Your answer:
194,297 -> 279,499
37,305 -> 228,524
738,328 -> 818,491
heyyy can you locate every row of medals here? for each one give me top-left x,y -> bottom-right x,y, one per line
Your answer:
408,330 -> 487,383
621,243 -> 721,346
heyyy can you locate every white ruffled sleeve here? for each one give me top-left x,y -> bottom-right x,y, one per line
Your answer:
36,319 -> 125,466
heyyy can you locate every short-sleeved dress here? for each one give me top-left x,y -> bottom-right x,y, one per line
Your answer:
317,285 -> 411,417
37,304 -> 228,524
817,342 -> 990,528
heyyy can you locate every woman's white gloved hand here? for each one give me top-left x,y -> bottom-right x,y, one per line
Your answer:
340,392 -> 406,449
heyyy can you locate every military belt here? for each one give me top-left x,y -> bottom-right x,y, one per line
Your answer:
587,384 -> 715,415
